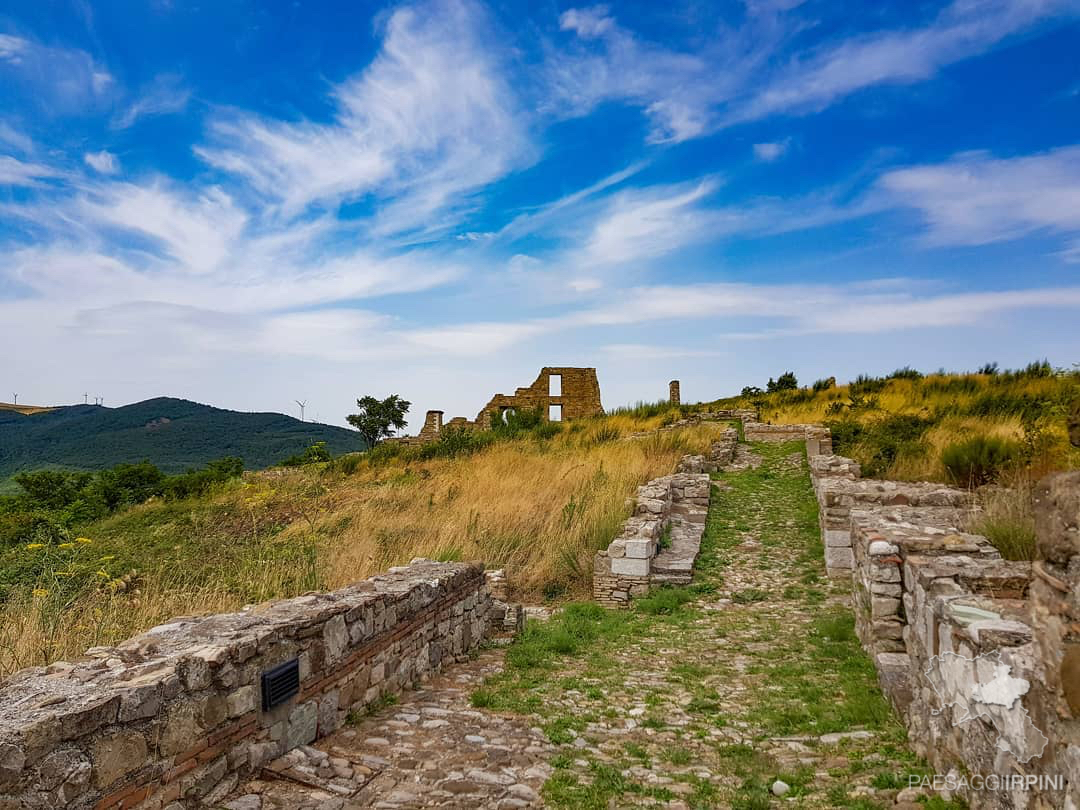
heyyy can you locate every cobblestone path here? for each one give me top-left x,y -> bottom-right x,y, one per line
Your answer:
226,442 -> 943,809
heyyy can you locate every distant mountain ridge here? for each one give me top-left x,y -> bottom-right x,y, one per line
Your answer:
0,397 -> 367,479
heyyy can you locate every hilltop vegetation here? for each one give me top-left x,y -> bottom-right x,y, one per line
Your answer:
0,397 -> 367,484
713,361 -> 1080,483
1,366 -> 1077,677
0,408 -> 724,674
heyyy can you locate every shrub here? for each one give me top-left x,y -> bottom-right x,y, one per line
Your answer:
977,362 -> 999,375
889,366 -> 923,380
849,374 -> 886,395
942,436 -> 1022,487
766,372 -> 798,393
278,442 -> 332,467
812,377 -> 835,392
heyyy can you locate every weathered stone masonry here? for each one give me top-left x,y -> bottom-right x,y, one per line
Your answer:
0,561 -> 492,810
593,428 -> 736,607
809,450 -> 1080,808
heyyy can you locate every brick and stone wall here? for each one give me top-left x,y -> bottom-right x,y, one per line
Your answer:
593,463 -> 710,607
810,460 -> 969,578
820,454 -> 1080,807
1026,471 -> 1080,808
0,561 -> 490,810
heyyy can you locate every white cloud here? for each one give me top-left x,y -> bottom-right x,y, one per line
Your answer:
84,150 -> 119,174
547,0 -> 1076,143
581,180 -> 724,265
0,33 -> 114,114
0,122 -> 33,154
559,7 -> 616,39
197,0 -> 532,233
113,73 -> 190,129
77,181 -> 248,275
0,34 -> 28,64
753,140 -> 789,161
724,0 -> 1075,126
0,155 -> 62,187
877,145 -> 1080,247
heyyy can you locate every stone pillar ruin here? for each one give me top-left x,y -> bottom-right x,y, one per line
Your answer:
669,380 -> 680,406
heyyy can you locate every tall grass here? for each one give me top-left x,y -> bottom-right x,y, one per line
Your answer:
0,416 -> 726,675
713,370 -> 1080,482
967,479 -> 1038,561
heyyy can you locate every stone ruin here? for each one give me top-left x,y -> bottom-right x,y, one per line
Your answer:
809,449 -> 1080,808
398,367 -> 604,445
593,427 -> 737,607
0,562 -> 522,810
668,380 -> 680,406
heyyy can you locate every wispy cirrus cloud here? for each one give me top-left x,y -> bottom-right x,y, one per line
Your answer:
112,73 -> 190,129
0,32 -> 114,115
876,145 -> 1080,255
197,0 -> 533,236
548,0 -> 1077,142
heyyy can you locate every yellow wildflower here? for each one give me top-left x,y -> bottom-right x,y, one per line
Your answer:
58,542 -> 75,550
25,543 -> 45,550
32,588 -> 48,597
76,537 -> 93,544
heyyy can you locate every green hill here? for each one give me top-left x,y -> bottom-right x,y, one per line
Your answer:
0,397 -> 367,480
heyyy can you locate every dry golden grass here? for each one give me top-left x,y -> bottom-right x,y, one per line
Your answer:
0,415 -> 725,674
717,372 -> 1080,482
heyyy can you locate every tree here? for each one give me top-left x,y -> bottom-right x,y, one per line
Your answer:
766,371 -> 798,393
347,394 -> 411,447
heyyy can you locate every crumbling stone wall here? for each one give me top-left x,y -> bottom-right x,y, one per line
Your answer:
1026,471 -> 1080,808
743,421 -> 832,454
477,367 -> 602,428
593,466 -> 710,607
0,561 -> 490,810
398,367 -> 604,444
669,380 -> 680,406
810,461 -> 969,577
816,450 -> 1080,807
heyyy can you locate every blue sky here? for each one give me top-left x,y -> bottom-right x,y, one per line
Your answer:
2,0 -> 1079,427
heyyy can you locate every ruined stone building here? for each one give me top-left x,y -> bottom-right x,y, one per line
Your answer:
404,367 -> 603,444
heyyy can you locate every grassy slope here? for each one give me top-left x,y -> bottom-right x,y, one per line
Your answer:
0,397 -> 367,479
472,442 -> 952,809
0,410 -> 726,674
708,372 -> 1080,482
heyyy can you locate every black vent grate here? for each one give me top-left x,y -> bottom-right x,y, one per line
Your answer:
261,658 -> 300,711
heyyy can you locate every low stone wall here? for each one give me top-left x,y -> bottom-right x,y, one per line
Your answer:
743,422 -> 832,454
0,561 -> 490,810
1026,471 -> 1080,808
832,463 -> 1080,807
810,460 -> 969,577
677,427 -> 738,474
593,465 -> 710,607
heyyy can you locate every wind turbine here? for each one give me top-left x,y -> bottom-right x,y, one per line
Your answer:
295,400 -> 307,422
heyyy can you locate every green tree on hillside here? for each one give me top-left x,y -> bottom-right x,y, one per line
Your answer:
347,394 -> 411,447
766,371 -> 798,393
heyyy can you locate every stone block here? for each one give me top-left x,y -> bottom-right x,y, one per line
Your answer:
623,539 -> 656,559
825,547 -> 854,569
226,685 -> 256,719
611,557 -> 650,577
1034,471 -> 1080,563
323,614 -> 348,664
91,730 -> 147,789
824,530 -> 851,548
